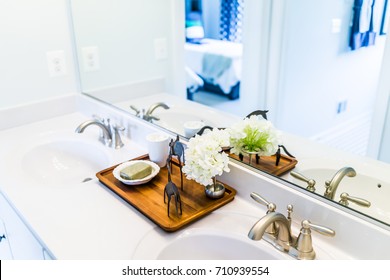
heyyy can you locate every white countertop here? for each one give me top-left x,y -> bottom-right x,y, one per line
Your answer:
1,96 -> 390,260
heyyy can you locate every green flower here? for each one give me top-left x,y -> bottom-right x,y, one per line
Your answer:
228,115 -> 281,156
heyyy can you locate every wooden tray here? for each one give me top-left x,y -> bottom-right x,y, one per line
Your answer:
228,153 -> 297,176
96,155 -> 236,232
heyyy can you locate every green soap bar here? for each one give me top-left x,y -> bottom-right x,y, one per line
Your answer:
120,162 -> 153,180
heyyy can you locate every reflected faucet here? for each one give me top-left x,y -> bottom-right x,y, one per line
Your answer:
129,102 -> 170,122
324,167 -> 356,199
144,102 -> 170,121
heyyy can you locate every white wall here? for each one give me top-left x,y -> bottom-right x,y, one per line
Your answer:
373,24 -> 390,163
276,0 -> 387,137
70,0 -> 174,93
0,0 -> 78,109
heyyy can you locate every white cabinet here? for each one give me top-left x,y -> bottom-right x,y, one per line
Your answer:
0,218 -> 13,259
0,192 -> 50,260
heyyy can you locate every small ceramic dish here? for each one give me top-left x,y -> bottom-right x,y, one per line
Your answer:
113,160 -> 160,185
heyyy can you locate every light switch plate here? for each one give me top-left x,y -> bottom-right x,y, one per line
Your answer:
82,46 -> 100,72
154,38 -> 168,60
46,50 -> 67,77
331,18 -> 342,33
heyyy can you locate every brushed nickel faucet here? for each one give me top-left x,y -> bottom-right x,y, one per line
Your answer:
290,171 -> 316,192
145,102 -> 170,121
339,192 -> 371,208
75,117 -> 124,149
324,167 -> 356,199
249,212 -> 294,252
248,192 -> 335,260
130,102 -> 170,122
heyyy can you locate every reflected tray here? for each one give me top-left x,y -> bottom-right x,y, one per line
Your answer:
228,153 -> 297,176
96,154 -> 236,232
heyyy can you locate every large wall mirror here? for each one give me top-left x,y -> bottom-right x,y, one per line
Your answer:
69,0 -> 390,228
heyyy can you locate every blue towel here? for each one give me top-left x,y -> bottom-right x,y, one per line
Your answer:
201,53 -> 232,84
350,0 -> 377,50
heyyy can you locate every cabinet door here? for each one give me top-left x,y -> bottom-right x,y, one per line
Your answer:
0,193 -> 45,259
0,218 -> 13,259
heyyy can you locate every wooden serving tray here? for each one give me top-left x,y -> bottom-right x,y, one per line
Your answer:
228,153 -> 297,176
96,155 -> 236,232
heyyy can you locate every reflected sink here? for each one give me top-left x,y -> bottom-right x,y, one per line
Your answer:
291,158 -> 390,224
154,107 -> 239,137
124,93 -> 240,137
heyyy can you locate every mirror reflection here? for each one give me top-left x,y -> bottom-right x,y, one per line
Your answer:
69,0 -> 390,227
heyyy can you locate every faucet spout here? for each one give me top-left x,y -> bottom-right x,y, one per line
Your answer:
146,102 -> 170,116
248,212 -> 293,251
143,102 -> 170,121
75,120 -> 112,146
324,167 -> 356,200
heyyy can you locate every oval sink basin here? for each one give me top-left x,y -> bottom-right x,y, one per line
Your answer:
154,231 -> 290,260
132,212 -> 293,260
21,139 -> 110,186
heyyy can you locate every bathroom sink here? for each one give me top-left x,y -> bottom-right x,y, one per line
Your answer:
132,212 -> 294,260
7,129 -> 123,187
21,138 -> 110,186
134,229 -> 292,260
291,158 -> 390,224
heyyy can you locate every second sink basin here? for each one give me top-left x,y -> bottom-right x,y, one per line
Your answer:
132,212 -> 294,260
138,230 -> 291,260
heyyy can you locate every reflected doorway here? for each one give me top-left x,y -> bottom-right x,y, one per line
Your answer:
183,0 -> 244,116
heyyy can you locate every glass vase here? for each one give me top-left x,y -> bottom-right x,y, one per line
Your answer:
240,146 -> 261,165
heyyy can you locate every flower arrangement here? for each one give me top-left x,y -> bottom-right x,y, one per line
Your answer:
228,115 -> 281,157
182,128 -> 230,186
182,115 -> 281,186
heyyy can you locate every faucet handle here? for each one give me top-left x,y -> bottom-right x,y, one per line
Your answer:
339,192 -> 371,208
302,220 -> 335,236
290,171 -> 316,192
250,192 -> 276,212
295,220 -> 335,260
111,124 -> 125,149
129,105 -> 141,116
250,192 -> 278,235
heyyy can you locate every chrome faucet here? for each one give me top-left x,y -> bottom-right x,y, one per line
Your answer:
130,102 -> 170,122
144,102 -> 170,122
248,192 -> 335,260
75,117 -> 124,149
324,167 -> 356,199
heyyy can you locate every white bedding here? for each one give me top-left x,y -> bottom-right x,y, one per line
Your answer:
185,38 -> 242,94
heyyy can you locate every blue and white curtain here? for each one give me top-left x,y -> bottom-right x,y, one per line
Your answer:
219,0 -> 244,43
349,0 -> 387,50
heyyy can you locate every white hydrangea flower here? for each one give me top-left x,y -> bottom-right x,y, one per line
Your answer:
182,128 -> 230,186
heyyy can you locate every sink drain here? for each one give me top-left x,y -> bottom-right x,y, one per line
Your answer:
81,177 -> 93,183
